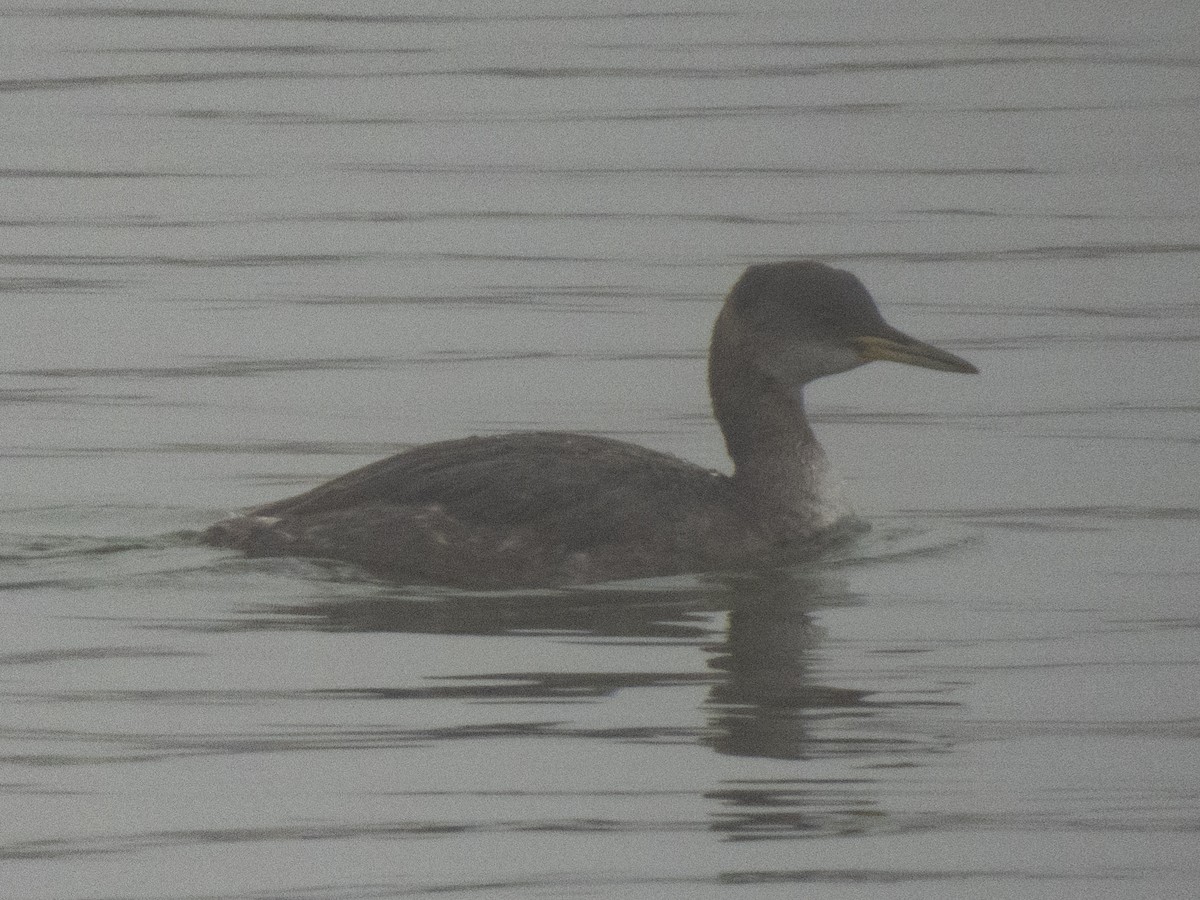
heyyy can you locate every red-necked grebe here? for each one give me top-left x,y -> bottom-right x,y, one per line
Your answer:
205,261 -> 977,586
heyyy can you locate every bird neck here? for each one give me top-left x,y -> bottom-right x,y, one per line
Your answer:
718,380 -> 830,516
708,310 -> 833,519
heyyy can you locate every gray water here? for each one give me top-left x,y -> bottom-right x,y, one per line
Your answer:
2,2 -> 1199,898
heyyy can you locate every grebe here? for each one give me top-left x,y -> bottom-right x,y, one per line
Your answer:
205,261 -> 977,586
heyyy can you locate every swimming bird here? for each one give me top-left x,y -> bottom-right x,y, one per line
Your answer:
205,261 -> 977,587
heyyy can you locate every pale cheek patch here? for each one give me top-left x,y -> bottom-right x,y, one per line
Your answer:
757,342 -> 863,385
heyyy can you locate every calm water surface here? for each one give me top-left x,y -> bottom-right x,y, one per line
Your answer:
2,2 -> 1198,898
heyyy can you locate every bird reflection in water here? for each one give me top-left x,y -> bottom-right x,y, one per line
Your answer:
234,564 -> 953,839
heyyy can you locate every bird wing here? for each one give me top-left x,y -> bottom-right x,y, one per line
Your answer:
252,432 -> 733,548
